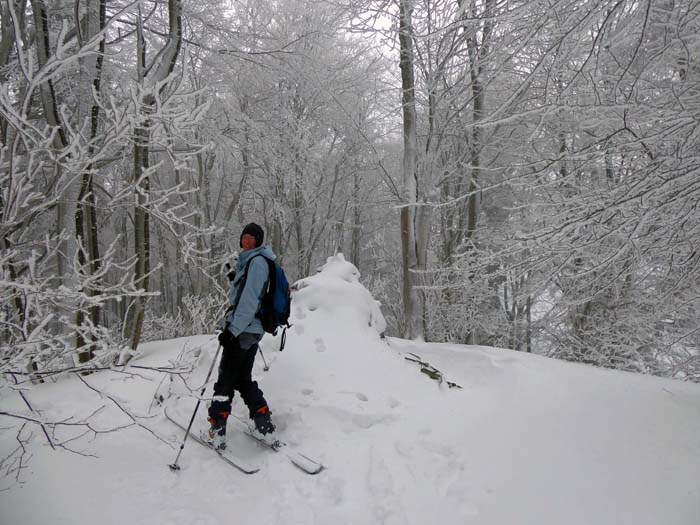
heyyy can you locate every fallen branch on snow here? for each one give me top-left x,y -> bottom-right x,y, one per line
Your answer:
404,353 -> 463,389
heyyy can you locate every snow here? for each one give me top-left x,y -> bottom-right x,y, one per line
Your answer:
2,254 -> 700,524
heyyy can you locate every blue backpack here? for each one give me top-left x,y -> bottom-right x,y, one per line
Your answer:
239,255 -> 292,346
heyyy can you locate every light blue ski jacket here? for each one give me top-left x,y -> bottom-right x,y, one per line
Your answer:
223,245 -> 276,337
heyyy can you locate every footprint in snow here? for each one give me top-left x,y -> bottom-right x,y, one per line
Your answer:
295,323 -> 305,335
352,413 -> 395,429
314,338 -> 326,352
337,390 -> 368,401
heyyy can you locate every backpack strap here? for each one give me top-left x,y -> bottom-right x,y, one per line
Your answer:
259,257 -> 277,315
232,255 -> 269,311
279,326 -> 288,352
231,255 -> 288,351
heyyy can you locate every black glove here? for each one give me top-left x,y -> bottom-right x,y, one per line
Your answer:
225,263 -> 236,282
218,330 -> 234,346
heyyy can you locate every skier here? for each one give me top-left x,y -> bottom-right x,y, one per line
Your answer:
207,223 -> 276,448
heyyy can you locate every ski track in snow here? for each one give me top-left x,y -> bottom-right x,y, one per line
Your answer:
366,443 -> 407,525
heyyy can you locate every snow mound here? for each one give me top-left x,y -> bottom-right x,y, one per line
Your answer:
259,254 -> 415,400
291,253 -> 386,336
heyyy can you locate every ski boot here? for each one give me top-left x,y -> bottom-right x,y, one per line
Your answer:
203,412 -> 228,450
252,405 -> 275,436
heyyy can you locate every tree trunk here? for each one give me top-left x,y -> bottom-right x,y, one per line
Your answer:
0,0 -> 25,145
31,0 -> 75,343
398,0 -> 424,340
0,1 -> 27,329
351,169 -> 361,270
462,0 -> 496,345
75,0 -> 106,362
293,161 -> 305,278
124,0 -> 183,353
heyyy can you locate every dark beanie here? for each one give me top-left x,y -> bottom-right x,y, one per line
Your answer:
240,223 -> 264,248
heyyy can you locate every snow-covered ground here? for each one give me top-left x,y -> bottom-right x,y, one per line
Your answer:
2,254 -> 699,525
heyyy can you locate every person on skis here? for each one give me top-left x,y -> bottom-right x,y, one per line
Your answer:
207,223 -> 276,448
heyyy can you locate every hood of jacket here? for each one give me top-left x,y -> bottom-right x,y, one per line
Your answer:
236,245 -> 276,271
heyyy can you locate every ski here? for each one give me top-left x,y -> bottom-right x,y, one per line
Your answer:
228,413 -> 324,475
164,407 -> 260,475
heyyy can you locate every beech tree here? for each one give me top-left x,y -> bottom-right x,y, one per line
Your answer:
122,0 -> 183,353
1,0 -> 209,373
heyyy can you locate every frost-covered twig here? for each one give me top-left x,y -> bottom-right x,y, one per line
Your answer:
74,374 -> 171,446
3,363 -> 193,383
13,383 -> 55,450
10,423 -> 31,483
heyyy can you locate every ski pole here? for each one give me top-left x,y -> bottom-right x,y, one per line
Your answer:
258,347 -> 269,371
169,343 -> 222,471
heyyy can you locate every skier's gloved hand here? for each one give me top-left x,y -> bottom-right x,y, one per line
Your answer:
218,329 -> 234,346
223,253 -> 238,282
225,263 -> 236,282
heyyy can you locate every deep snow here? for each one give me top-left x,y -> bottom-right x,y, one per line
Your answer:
1,254 -> 699,525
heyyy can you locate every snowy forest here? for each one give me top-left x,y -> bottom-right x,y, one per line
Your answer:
1,0 -> 699,381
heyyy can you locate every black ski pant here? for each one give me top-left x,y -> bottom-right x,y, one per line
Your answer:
209,332 -> 268,423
